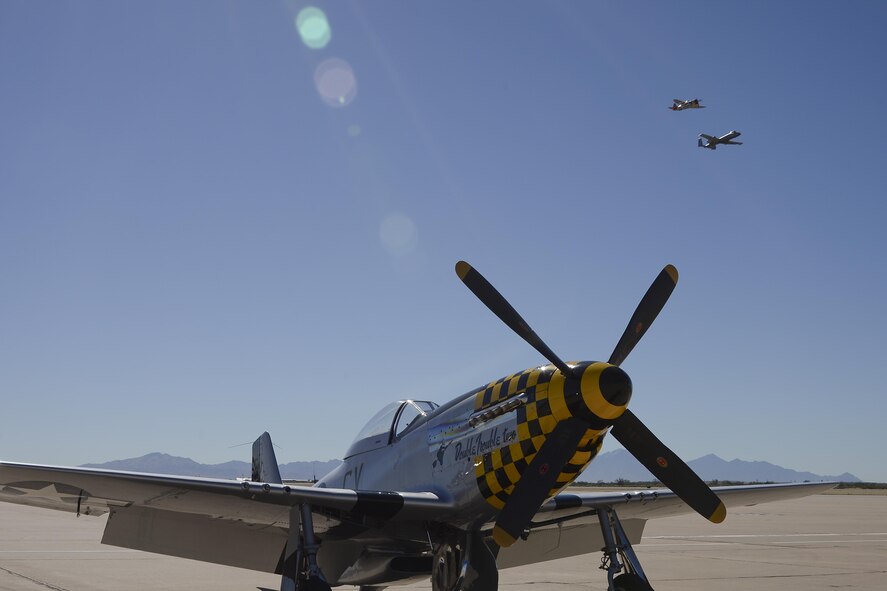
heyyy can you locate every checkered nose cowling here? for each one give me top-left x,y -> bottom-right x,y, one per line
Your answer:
473,361 -> 632,513
458,260 -> 727,546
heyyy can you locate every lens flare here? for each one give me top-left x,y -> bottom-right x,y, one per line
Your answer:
379,213 -> 418,257
314,58 -> 357,108
296,7 -> 331,50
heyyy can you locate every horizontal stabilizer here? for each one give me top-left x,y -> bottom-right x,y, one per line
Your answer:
251,432 -> 282,484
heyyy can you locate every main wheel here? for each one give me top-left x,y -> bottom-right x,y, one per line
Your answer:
613,572 -> 653,591
301,575 -> 332,591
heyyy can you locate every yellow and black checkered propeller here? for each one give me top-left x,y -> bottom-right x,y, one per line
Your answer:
456,260 -> 725,547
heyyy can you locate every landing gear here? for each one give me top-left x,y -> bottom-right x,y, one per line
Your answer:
596,507 -> 654,591
612,573 -> 652,591
280,504 -> 332,591
431,528 -> 498,591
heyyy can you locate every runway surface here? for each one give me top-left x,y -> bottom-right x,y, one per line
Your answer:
1,493 -> 885,590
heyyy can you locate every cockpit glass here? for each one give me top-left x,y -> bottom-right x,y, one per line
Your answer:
414,400 -> 438,413
351,402 -> 401,443
351,400 -> 441,446
395,402 -> 425,438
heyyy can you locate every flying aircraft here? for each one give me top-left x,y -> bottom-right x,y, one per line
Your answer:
698,130 -> 743,150
0,261 -> 831,591
670,98 -> 704,110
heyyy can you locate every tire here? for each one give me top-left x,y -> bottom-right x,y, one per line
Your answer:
302,575 -> 332,591
613,572 -> 653,591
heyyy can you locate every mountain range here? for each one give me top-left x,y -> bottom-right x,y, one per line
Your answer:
81,453 -> 340,481
81,450 -> 859,483
580,449 -> 859,483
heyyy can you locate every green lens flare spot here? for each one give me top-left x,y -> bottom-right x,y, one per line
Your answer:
296,7 -> 331,50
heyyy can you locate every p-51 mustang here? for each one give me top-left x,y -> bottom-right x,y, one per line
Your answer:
670,98 -> 704,110
698,130 -> 743,150
0,262 -> 831,591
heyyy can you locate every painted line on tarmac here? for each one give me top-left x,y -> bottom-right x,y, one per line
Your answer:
641,532 -> 887,547
645,532 -> 887,539
642,539 -> 887,547
0,550 -> 136,554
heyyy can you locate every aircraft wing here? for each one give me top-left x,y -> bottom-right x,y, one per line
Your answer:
532,481 -> 835,524
490,482 -> 835,570
0,461 -> 452,523
0,463 -> 836,576
0,460 -> 459,574
1,461 -> 830,528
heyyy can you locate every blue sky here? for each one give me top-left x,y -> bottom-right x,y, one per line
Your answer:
2,2 -> 885,482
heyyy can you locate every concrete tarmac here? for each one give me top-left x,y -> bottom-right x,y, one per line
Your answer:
1,493 -> 885,591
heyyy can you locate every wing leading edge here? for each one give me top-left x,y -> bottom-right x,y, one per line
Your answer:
1,462 -> 834,532
0,461 -> 452,523
533,481 -> 835,525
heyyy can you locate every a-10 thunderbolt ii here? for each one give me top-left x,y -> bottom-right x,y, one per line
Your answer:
0,261 -> 831,591
670,98 -> 705,110
698,130 -> 743,150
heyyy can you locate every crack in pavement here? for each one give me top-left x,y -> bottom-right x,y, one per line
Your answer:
0,565 -> 72,591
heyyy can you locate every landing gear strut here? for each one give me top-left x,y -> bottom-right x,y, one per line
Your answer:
280,504 -> 331,591
596,507 -> 654,591
431,528 -> 498,591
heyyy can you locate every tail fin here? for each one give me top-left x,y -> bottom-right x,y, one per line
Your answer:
251,431 -> 283,484
698,138 -> 705,148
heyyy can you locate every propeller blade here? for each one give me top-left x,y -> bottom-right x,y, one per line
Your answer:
608,265 -> 678,367
611,409 -> 725,523
456,261 -> 574,377
492,418 -> 588,547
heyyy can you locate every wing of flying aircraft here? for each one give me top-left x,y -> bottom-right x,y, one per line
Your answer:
699,130 -> 742,149
671,98 -> 704,110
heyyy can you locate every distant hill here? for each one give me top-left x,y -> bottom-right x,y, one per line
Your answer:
81,453 -> 342,481
81,450 -> 859,484
580,449 -> 860,483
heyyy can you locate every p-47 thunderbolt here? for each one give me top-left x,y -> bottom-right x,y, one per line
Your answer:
698,130 -> 743,150
0,262 -> 830,591
670,98 -> 705,110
